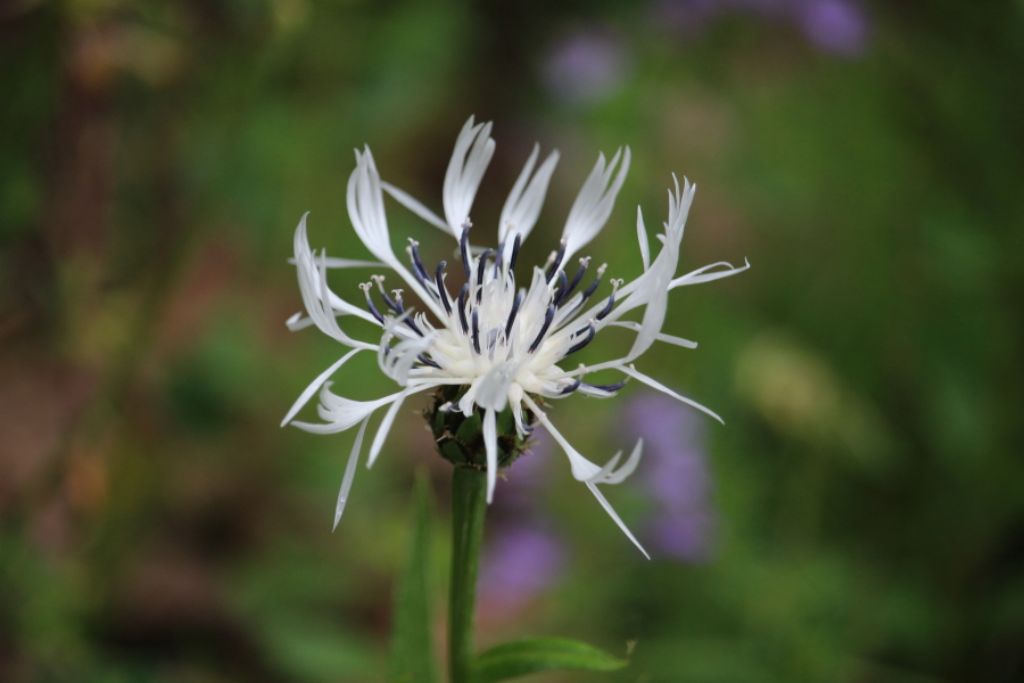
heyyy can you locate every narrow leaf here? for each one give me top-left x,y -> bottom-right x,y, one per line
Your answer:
474,637 -> 628,682
389,472 -> 438,683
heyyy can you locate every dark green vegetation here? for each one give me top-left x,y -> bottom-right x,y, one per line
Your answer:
1,1 -> 1022,681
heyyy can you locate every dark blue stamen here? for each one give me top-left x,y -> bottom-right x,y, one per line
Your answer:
596,290 -> 616,320
552,270 -> 568,304
509,233 -> 522,269
529,305 -> 556,353
403,315 -> 424,336
586,379 -> 627,394
504,290 -> 523,338
562,268 -> 606,319
580,269 -> 604,302
362,286 -> 384,324
545,240 -> 567,283
564,323 -> 596,356
471,310 -> 481,354
494,240 -> 505,276
410,242 -> 429,282
559,377 -> 583,395
460,226 -> 471,276
457,284 -> 469,333
435,261 -> 451,315
475,249 -> 494,303
376,281 -> 400,314
556,259 -> 589,306
417,353 -> 441,369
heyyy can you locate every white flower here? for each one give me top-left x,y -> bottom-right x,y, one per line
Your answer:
284,116 -> 748,557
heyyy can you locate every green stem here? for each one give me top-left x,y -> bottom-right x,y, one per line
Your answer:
449,466 -> 487,683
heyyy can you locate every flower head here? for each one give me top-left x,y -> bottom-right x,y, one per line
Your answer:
284,117 -> 748,557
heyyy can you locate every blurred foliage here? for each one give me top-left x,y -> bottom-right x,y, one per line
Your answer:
1,0 -> 1023,682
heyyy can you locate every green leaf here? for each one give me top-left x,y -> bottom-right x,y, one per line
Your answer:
474,637 -> 628,682
389,472 -> 439,683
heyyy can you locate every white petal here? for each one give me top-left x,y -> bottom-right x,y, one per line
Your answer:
670,258 -> 751,289
382,181 -> 450,233
619,364 -> 724,424
365,392 -> 408,469
665,174 -> 695,238
363,382 -> 445,468
590,449 -> 623,480
443,117 -> 495,233
346,150 -> 449,320
474,361 -> 517,411
307,385 -> 401,433
293,214 -> 380,341
576,383 -> 625,398
376,314 -> 432,383
575,176 -> 689,337
625,272 -> 670,361
286,303 -> 378,332
500,145 -> 560,244
314,250 -> 377,347
608,176 -> 692,307
510,396 -> 529,439
333,417 -> 370,530
483,408 -> 498,504
522,394 -> 602,481
281,348 -> 367,427
585,482 -> 650,559
347,148 -> 395,264
562,147 -> 631,260
287,255 -> 384,269
457,379 -> 481,416
595,439 -> 643,485
388,334 -> 437,385
285,311 -> 314,332
606,321 -> 698,349
635,206 -> 650,271
500,144 -> 538,233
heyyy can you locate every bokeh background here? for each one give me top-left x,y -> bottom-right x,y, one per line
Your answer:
2,1 -> 1023,681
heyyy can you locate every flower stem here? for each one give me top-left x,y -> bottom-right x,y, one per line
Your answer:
449,466 -> 487,683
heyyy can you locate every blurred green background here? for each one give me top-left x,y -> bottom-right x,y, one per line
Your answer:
2,1 -> 1023,681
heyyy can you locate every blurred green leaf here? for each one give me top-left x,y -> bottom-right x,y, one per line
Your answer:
474,637 -> 627,682
389,472 -> 438,683
261,615 -> 379,683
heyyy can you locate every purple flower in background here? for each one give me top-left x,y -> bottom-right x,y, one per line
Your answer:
493,429 -> 552,507
478,430 -> 566,611
479,526 -> 566,612
795,0 -> 867,56
653,0 -> 868,57
543,30 -> 627,104
625,393 -> 716,562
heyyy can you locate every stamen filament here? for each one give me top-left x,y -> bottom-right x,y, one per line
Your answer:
504,290 -> 524,339
509,233 -> 522,269
545,239 -> 567,283
435,261 -> 452,315
529,304 -> 556,353
471,310 -> 481,354
360,282 -> 385,324
459,224 -> 472,276
475,249 -> 494,303
457,283 -> 470,333
564,322 -> 597,356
